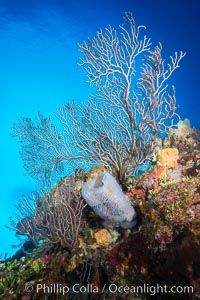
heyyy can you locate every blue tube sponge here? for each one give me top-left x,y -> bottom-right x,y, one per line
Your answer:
81,171 -> 136,228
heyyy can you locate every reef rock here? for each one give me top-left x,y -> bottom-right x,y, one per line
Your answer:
81,171 -> 136,228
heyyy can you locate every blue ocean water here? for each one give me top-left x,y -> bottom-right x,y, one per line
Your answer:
0,0 -> 199,258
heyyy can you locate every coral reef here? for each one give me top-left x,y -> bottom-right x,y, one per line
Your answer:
2,123 -> 200,300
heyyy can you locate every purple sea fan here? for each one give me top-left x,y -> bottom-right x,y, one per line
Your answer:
81,171 -> 136,228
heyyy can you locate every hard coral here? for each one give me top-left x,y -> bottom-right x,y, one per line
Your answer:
94,229 -> 111,247
159,148 -> 179,169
